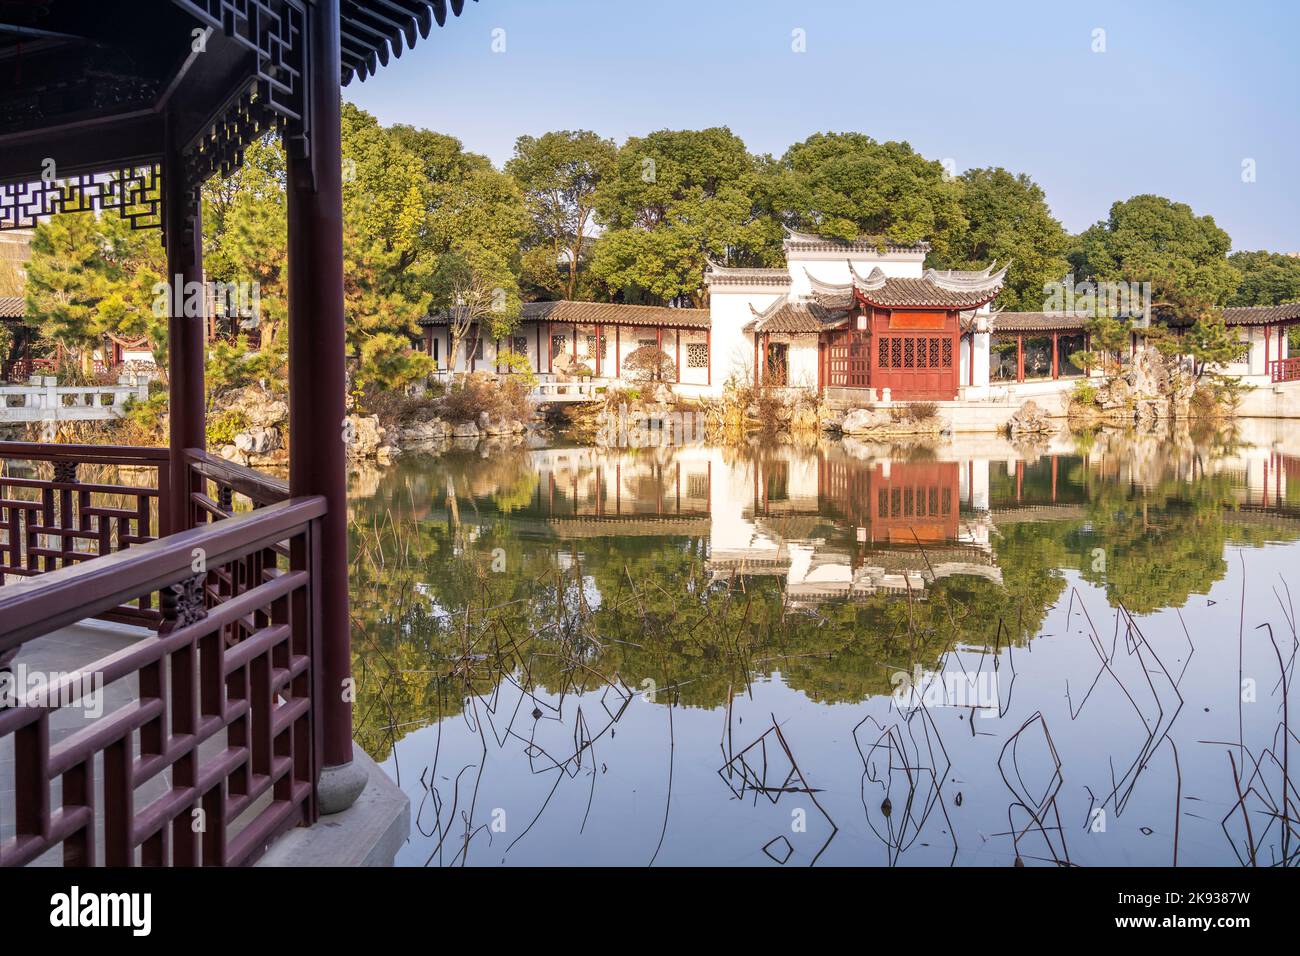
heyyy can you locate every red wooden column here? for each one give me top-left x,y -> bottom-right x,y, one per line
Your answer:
675,329 -> 681,383
163,119 -> 206,538
286,0 -> 359,812
1016,334 -> 1025,382
615,325 -> 621,377
595,323 -> 602,377
1051,331 -> 1059,379
1265,324 -> 1271,376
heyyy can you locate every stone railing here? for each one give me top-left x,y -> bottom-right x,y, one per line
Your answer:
0,379 -> 149,423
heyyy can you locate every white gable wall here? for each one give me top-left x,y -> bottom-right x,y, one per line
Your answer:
708,286 -> 785,388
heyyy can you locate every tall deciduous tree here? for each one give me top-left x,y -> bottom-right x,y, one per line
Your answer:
591,127 -> 779,306
1227,250 -> 1300,307
506,130 -> 617,301
390,121 -> 529,350
769,132 -> 967,261
1069,194 -> 1240,308
935,167 -> 1070,311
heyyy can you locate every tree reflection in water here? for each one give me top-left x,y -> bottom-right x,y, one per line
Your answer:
347,428 -> 1300,866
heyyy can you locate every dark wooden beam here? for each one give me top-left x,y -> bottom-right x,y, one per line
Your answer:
0,112 -> 163,184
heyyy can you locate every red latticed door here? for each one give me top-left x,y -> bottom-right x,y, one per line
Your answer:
870,460 -> 960,543
827,331 -> 871,387
873,330 -> 957,399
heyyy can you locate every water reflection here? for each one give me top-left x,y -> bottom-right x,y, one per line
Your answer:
348,423 -> 1300,866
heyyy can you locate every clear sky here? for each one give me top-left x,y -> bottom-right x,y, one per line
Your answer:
344,0 -> 1300,252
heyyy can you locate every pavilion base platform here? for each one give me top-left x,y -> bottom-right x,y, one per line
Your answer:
255,744 -> 409,868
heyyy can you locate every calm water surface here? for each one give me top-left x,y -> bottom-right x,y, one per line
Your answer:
347,424 -> 1300,866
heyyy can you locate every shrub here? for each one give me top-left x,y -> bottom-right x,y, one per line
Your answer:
206,408 -> 250,448
438,372 -> 531,424
1071,380 -> 1099,407
118,385 -> 169,445
621,345 -> 676,384
889,401 -> 939,423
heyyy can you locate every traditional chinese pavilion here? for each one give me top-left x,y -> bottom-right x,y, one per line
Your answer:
0,0 -> 474,867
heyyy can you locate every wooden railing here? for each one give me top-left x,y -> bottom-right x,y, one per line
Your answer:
185,448 -> 289,523
0,443 -> 169,640
0,441 -> 333,866
1269,357 -> 1300,383
0,496 -> 327,866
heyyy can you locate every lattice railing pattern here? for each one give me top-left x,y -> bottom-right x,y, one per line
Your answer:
0,497 -> 325,866
0,445 -> 166,597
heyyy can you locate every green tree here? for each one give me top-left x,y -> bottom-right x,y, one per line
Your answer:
203,136 -> 289,390
1069,194 -> 1240,308
506,130 -> 617,301
1227,250 -> 1300,306
935,167 -> 1069,311
25,208 -> 164,377
591,127 -> 779,306
341,104 -> 438,393
769,132 -> 966,260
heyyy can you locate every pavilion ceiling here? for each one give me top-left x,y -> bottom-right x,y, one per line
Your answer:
0,0 -> 475,230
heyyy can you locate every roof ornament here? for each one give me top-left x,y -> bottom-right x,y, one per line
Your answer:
925,260 -> 1011,292
846,261 -> 888,291
803,267 -> 853,294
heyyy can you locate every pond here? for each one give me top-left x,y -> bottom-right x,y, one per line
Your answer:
347,422 -> 1300,867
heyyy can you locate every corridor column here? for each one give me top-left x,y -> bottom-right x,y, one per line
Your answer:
286,0 -> 363,813
163,119 -> 205,538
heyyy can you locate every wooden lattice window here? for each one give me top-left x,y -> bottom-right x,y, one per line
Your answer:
686,342 -> 709,368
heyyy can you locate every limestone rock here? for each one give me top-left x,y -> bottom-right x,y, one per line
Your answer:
452,421 -> 479,439
222,385 -> 288,431
840,407 -> 893,434
1007,400 -> 1056,437
233,425 -> 280,455
344,415 -> 385,459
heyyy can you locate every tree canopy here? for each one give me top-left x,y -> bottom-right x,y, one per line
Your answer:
769,132 -> 967,260
1069,194 -> 1240,308
591,127 -> 780,307
1227,250 -> 1300,307
934,167 -> 1070,311
507,130 -> 617,301
24,202 -> 165,376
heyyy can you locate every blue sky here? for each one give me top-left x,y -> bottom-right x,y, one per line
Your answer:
345,0 -> 1300,251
